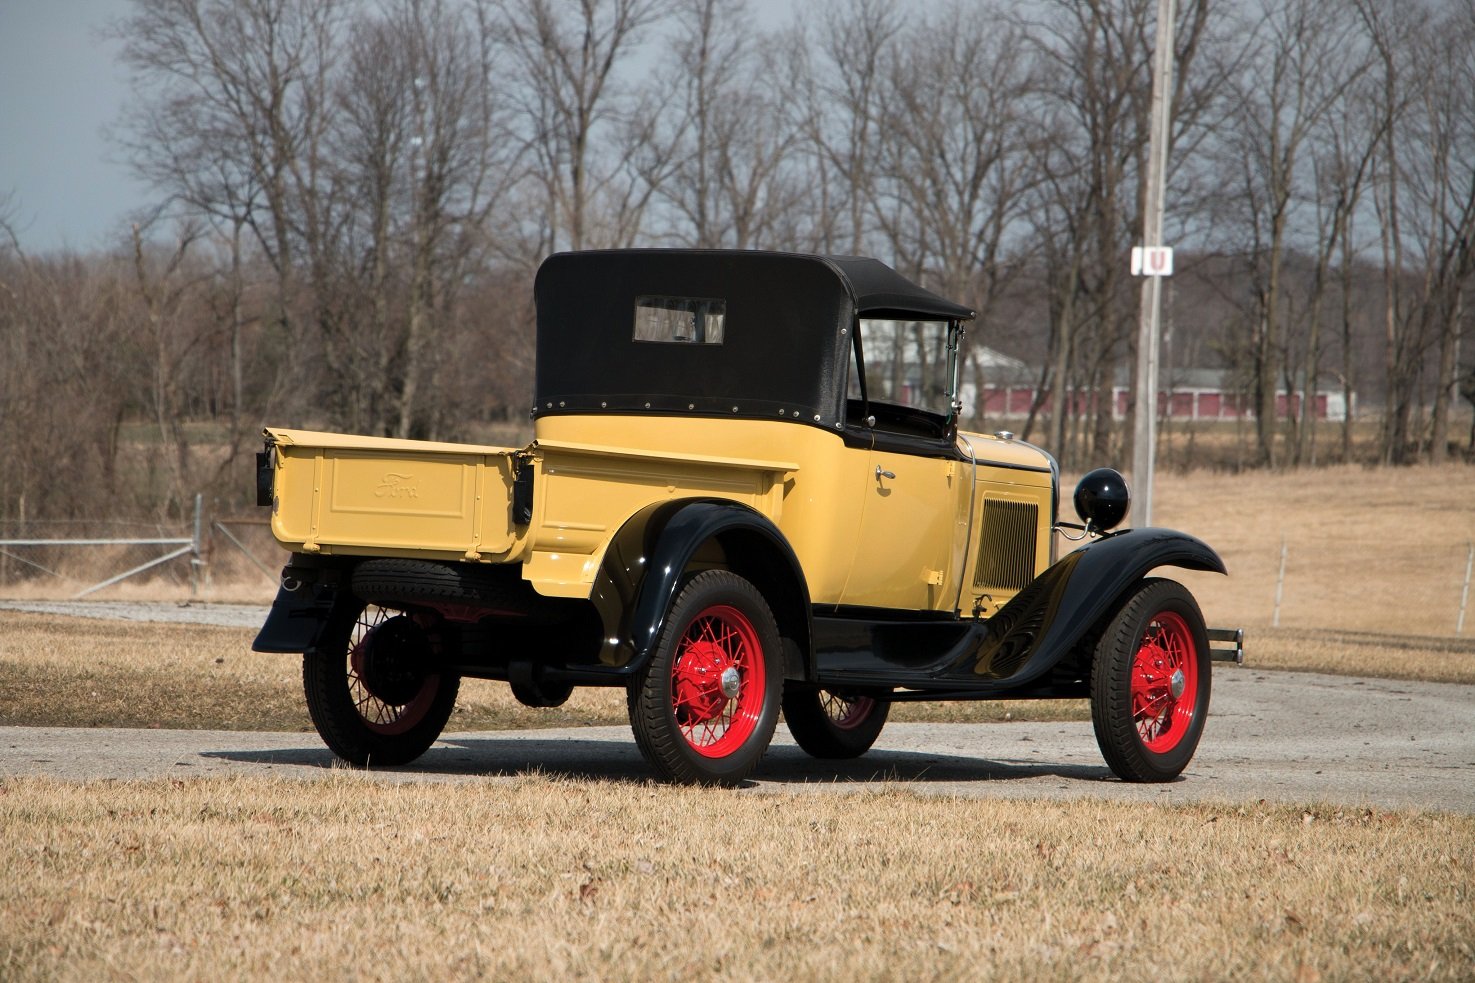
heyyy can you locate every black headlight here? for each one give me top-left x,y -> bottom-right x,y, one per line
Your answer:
1073,468 -> 1130,532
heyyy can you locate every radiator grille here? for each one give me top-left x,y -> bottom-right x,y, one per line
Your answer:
973,499 -> 1039,591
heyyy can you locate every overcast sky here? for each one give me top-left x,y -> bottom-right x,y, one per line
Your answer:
0,0 -> 144,252
0,0 -> 813,255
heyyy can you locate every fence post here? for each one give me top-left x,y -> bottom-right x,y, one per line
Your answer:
1272,536 -> 1287,629
190,493 -> 204,598
1459,541 -> 1473,636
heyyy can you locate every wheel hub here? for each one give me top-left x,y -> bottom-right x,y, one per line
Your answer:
353,615 -> 432,706
720,665 -> 742,699
672,639 -> 733,724
1169,668 -> 1186,700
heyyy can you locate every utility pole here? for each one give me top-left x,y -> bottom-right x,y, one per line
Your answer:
1131,0 -> 1177,527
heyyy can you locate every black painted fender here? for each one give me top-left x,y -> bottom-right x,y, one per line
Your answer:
956,527 -> 1226,685
250,554 -> 351,653
588,499 -> 812,677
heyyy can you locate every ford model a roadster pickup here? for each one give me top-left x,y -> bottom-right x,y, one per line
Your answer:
254,249 -> 1239,786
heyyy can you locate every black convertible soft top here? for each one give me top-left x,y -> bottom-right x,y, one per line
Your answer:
533,249 -> 973,430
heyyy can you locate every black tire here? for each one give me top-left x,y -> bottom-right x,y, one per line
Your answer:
783,688 -> 890,759
627,570 -> 783,786
1090,578 -> 1211,782
303,599 -> 460,767
350,558 -> 531,617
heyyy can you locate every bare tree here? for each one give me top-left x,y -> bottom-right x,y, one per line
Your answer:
334,0 -> 521,438
651,0 -> 803,249
1219,0 -> 1368,467
803,0 -> 903,255
113,0 -> 350,438
1358,0 -> 1431,464
870,3 -> 1038,308
1402,0 -> 1475,463
495,0 -> 671,252
1304,59 -> 1383,465
1025,0 -> 1216,468
0,221 -> 144,520
130,221 -> 210,517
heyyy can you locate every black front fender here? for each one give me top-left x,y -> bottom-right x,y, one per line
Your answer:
957,527 -> 1226,685
589,499 -> 811,675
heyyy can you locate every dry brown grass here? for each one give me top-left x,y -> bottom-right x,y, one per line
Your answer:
1147,463 -> 1475,636
0,615 -> 303,731
0,613 -> 628,731
1,777 -> 1470,982
1246,629 -> 1475,683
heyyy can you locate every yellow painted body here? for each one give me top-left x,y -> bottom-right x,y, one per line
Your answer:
265,416 -> 1054,615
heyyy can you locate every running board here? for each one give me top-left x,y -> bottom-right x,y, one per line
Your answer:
1208,626 -> 1244,665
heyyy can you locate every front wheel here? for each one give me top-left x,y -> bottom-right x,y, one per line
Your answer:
628,570 -> 783,786
783,688 -> 890,759
303,600 -> 460,767
1090,578 -> 1211,782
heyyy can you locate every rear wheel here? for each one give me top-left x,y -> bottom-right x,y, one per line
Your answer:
783,688 -> 890,759
304,600 -> 459,766
1090,579 -> 1210,782
628,570 -> 782,786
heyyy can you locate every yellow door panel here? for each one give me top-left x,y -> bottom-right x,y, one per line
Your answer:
840,448 -> 961,611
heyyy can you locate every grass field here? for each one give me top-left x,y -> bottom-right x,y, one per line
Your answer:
0,611 -> 1090,730
3,607 -> 1473,733
2,778 -> 1471,982
1147,464 -> 1475,637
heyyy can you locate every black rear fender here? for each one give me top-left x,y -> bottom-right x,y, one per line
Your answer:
251,554 -> 353,653
590,499 -> 812,679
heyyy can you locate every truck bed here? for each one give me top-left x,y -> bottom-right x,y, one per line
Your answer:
260,426 -> 800,594
262,427 -> 525,562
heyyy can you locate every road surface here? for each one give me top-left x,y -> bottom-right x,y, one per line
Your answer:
3,667 -> 1471,813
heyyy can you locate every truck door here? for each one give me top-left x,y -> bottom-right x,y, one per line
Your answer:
840,446 -> 965,611
837,318 -> 972,613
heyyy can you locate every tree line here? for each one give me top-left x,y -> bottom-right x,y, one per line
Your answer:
3,0 -> 1474,524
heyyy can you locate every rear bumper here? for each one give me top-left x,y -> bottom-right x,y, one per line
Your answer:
1208,626 -> 1244,665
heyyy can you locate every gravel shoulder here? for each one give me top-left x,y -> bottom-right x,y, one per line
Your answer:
0,599 -> 270,628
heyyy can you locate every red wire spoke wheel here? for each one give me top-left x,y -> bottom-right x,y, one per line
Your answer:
303,597 -> 460,767
783,685 -> 891,759
629,570 -> 782,785
669,604 -> 765,758
346,607 -> 442,737
1091,579 -> 1211,783
820,692 -> 877,730
1129,610 -> 1199,753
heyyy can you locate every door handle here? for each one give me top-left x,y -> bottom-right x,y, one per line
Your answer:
875,466 -> 896,480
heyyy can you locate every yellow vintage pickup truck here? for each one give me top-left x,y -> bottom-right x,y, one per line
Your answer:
254,249 -> 1238,785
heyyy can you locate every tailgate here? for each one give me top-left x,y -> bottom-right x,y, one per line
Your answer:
261,427 -> 525,561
